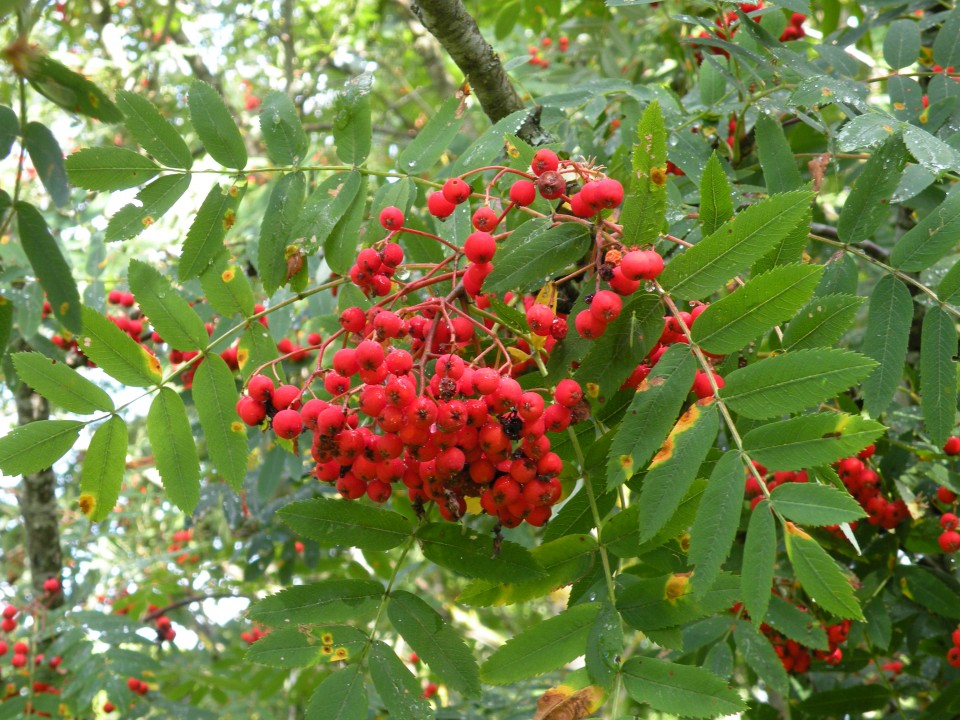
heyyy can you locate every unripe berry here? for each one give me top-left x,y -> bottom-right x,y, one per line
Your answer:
472,206 -> 498,231
509,179 -> 537,206
379,205 -> 404,230
442,177 -> 471,204
272,409 -> 303,440
945,436 -> 960,455
464,231 -> 496,264
531,148 -> 560,176
427,191 -> 456,218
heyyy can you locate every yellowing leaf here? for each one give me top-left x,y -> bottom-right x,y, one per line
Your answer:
533,685 -> 606,720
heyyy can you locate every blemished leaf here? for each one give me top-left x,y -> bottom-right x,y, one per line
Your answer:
659,189 -> 814,300
245,628 -> 321,668
65,147 -> 159,191
188,80 -> 247,170
259,91 -> 308,165
619,100 -> 668,247
305,665 -> 366,720
699,151 -> 734,236
838,134 -> 908,244
618,573 -> 740,632
742,500 -> 776,625
765,594 -> 829,650
106,174 -> 191,242
755,115 -> 801,194
743,412 -> 884,471
689,451 -> 744,595
691,263 -> 823,355
573,292 -> 663,396
79,416 -> 128,522
0,105 -> 17,160
192,355 -> 247,490
797,686 -> 892,716
26,55 -> 122,123
734,619 -> 789,695
720,348 -> 878,420
79,305 -> 163,387
904,125 -> 960,176
129,259 -> 208,351
486,220 -> 591,294
860,276 -> 913,417
784,522 -> 864,619
15,202 -> 82,333
416,522 -> 546,583
884,19 -> 921,69
295,170 -> 362,256
238,322 -> 282,381
11,352 -> 113,414
248,579 -> 384,626
397,96 -> 463,173
480,602 -> 601,684
333,79 -> 371,166
278,498 -> 412,551
258,172 -> 306,295
921,306 -> 959,447
387,591 -> 481,698
533,685 -> 606,720
621,656 -> 747,718
891,187 -> 960,271
896,566 -> 960,619
115,90 -> 193,169
607,343 -> 697,490
0,419 -> 84,476
604,480 -> 706,558
147,388 -> 200,514
770,483 -> 866,526
368,642 -> 433,720
178,182 -> 245,281
200,258 -> 256,318
23,122 -> 69,206
782,293 -> 863,350
457,534 -> 597,606
637,401 -> 719,543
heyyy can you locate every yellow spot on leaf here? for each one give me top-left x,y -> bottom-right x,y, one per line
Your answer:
784,521 -> 811,540
231,421 -> 244,434
88,91 -> 99,108
320,633 -> 334,645
221,267 -> 236,282
78,493 -> 96,517
223,209 -> 236,230
534,685 -> 606,720
331,647 -> 349,661
228,185 -> 241,197
585,382 -> 599,399
142,216 -> 154,227
146,353 -> 162,376
59,302 -> 70,316
650,166 -> 667,187
237,348 -> 250,367
664,573 -> 690,602
320,645 -> 333,655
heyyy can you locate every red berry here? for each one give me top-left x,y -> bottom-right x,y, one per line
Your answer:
104,702 -> 116,713
937,486 -> 958,504
236,396 -> 266,426
595,178 -> 624,208
574,309 -> 607,339
942,513 -> 960,531
692,371 -> 724,399
107,289 -> 123,305
11,653 -> 27,668
0,641 -> 6,656
1,618 -> 15,633
608,265 -> 641,295
272,409 -> 303,440
464,231 -> 496,264
381,242 -> 404,268
531,148 -> 560,176
379,205 -> 404,230
952,628 -> 960,647
472,206 -> 499,231
2,605 -> 17,619
409,652 -> 419,664
945,436 -> 960,455
357,247 -> 382,273
569,191 -> 595,218
339,306 -> 367,333
554,379 -> 583,407
621,250 -> 665,281
427,191 -> 456,218
939,530 -> 960,552
442,177 -> 471,204
13,642 -> 28,655
43,577 -> 60,594
509,180 -> 537,206
271,384 -> 302,410
247,374 -> 275,403
949,646 -> 960,668
526,304 -> 555,336
589,290 -> 622,323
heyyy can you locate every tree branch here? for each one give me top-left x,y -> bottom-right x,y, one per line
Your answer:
410,0 -> 552,146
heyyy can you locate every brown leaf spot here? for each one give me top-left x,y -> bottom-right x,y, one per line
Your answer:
78,493 -> 96,517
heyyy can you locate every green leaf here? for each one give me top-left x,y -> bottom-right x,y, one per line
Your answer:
387,591 -> 481,698
699,152 -> 733,236
891,189 -> 960,271
333,80 -> 371,166
106,174 -> 191,242
65,147 -> 160,191
743,412 -> 884,471
23,122 -> 69,207
27,55 -> 122,123
295,170 -> 362,257
237,322 -> 282,380
200,259 -> 255,318
11,352 -> 113,414
248,579 -> 384,626
837,134 -> 908,244
115,90 -> 193,169
720,348 -> 878,420
922,306 -> 959,448
480,602 -> 600,684
797,686 -> 892,716
324,174 -> 368,275
771,482 -> 865,526
129,259 -> 208,351
368,642 -> 433,720
618,573 -> 740,633
0,105 -> 17,160
733,619 -> 789,695
691,263 -> 822,355
192,355 -> 247,489
258,172 -> 306,295
637,401 -> 719,542
884,19 -> 921,69
178,182 -> 245,281
784,523 -> 863,619
605,480 -> 706,558
782,293 -> 863,351
278,497 -> 412,551
621,656 -> 746,718
416,522 -> 546,583
756,116 -> 801,194
188,80 -> 247,170
573,292 -> 663,396
689,451 -> 744,595
764,594 -> 828,650
860,276 -> 913,417
396,97 -> 463,173
450,108 -> 533,177
699,57 -> 726,107
245,628 -> 321,668
586,601 -> 622,689
147,388 -> 200,514
0,295 -> 13,356
79,305 -> 163,387
619,100 -> 668,247
896,566 -> 960,619
606,343 -> 697,489
305,666 -> 366,720
659,189 -> 814,300
0,419 -> 84,476
259,91 -> 308,165
15,202 -> 82,333
485,220 -> 591,294
934,6 -> 960,71
79,416 -> 128,522
742,500 -> 776,625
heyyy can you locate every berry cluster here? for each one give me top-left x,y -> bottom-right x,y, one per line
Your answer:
145,605 -> 176,643
127,676 -> 149,696
834,451 -> 910,532
946,626 -> 960,668
240,625 -> 271,645
764,618 -> 851,673
167,528 -> 199,566
527,34 -> 569,67
693,3 -> 806,61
